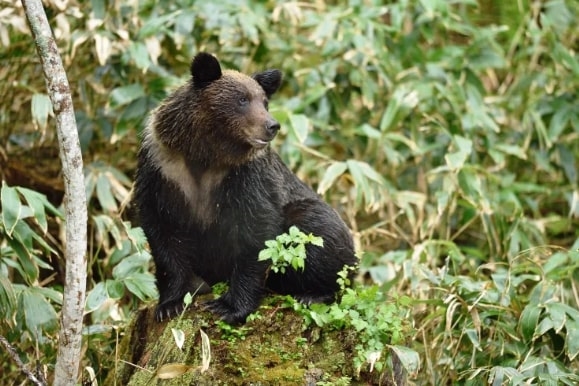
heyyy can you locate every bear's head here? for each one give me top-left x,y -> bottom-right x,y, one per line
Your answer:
188,52 -> 282,164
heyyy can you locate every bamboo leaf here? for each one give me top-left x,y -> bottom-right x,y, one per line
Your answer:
171,328 -> 185,350
85,282 -> 108,313
566,319 -> 579,361
31,93 -> 53,130
17,187 -> 50,233
96,173 -> 118,213
19,288 -> 58,338
200,329 -> 211,373
389,345 -> 420,374
157,363 -> 191,379
110,84 -> 145,108
288,113 -> 310,143
518,303 -> 542,342
317,161 -> 347,195
1,182 -> 22,237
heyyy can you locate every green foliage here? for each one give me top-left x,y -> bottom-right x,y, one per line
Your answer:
1,0 -> 578,383
0,182 -> 62,336
291,266 -> 419,376
80,163 -> 158,381
258,225 -> 323,273
0,181 -> 63,377
216,320 -> 252,344
0,178 -> 156,381
407,243 -> 579,384
317,374 -> 352,386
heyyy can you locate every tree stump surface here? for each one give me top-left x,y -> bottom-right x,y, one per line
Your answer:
106,297 -> 402,385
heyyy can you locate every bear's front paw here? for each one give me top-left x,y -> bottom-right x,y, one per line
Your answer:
155,299 -> 185,322
203,297 -> 248,325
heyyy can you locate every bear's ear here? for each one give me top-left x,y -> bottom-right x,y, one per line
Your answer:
191,53 -> 222,89
253,69 -> 282,98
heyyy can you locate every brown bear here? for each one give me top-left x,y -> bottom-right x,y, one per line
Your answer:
133,52 -> 357,324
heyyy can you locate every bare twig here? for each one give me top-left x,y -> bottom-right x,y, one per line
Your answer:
0,334 -> 47,386
21,1 -> 88,385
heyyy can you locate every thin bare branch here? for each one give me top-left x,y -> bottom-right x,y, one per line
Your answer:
0,334 -> 47,386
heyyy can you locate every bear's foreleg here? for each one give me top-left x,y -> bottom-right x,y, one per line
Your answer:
156,267 -> 210,321
151,236 -> 202,322
203,259 -> 267,324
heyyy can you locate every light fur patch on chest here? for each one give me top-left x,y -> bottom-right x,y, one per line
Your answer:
144,124 -> 226,228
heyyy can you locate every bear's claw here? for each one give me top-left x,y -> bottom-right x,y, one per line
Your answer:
203,298 -> 248,325
155,300 -> 185,322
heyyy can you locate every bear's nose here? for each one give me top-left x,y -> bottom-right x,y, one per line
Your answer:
266,119 -> 280,136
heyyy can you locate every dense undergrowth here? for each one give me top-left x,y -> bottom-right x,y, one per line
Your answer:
1,0 -> 578,384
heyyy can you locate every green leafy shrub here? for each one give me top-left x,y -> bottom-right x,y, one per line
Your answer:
406,242 -> 579,384
258,228 -> 417,378
0,182 -> 62,338
292,281 -> 418,377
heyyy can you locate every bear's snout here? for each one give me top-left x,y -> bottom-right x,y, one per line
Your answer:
266,118 -> 280,137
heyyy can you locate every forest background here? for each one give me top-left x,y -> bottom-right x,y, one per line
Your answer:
0,0 -> 578,384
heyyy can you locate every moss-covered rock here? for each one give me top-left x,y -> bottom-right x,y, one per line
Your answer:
105,297 -> 403,385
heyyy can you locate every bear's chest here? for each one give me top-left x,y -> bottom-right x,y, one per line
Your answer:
186,169 -> 228,227
179,166 -> 280,230
156,154 -> 227,228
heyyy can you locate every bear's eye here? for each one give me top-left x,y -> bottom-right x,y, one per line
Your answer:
264,99 -> 269,110
238,96 -> 249,106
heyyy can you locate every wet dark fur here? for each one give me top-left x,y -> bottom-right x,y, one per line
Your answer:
134,53 -> 357,324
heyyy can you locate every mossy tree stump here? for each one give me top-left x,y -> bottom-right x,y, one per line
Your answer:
107,296 -> 404,385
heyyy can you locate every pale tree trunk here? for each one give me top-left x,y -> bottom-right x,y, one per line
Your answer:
21,1 -> 88,385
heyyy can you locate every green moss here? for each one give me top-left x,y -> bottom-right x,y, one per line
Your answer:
105,297 -> 391,385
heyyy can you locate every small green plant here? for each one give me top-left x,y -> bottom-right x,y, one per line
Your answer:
295,336 -> 307,347
258,225 -> 323,273
290,265 -> 419,376
211,282 -> 228,296
170,292 -> 194,350
215,320 -> 251,343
